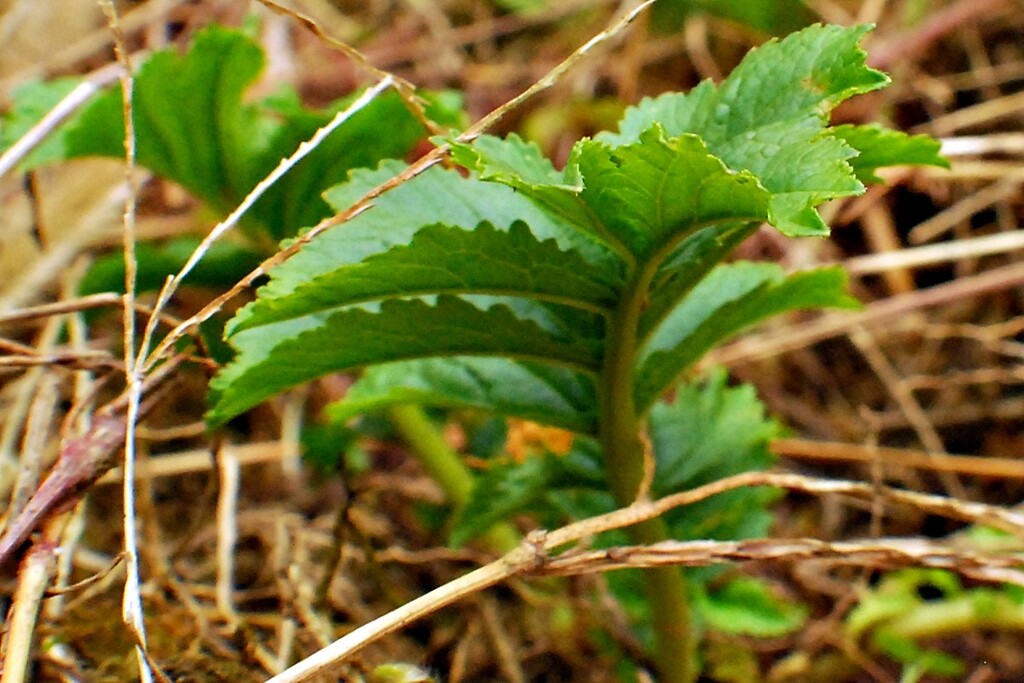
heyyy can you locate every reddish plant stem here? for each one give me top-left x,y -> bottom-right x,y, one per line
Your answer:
0,413 -> 126,571
0,356 -> 183,572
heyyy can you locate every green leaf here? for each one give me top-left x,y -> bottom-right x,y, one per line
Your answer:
67,26 -> 265,209
833,123 -> 949,183
450,437 -> 609,546
369,663 -> 437,683
716,24 -> 888,131
300,421 -> 358,472
63,25 -> 459,240
601,24 -> 890,235
198,316 -> 235,366
234,161 -> 621,333
845,567 -> 1024,662
328,357 -> 598,434
229,221 -> 619,334
455,127 -> 771,261
208,296 -> 603,426
715,116 -> 862,236
635,264 -> 858,410
607,25 -> 887,144
212,158 -> 623,426
574,127 -> 771,259
0,78 -> 82,170
449,134 -> 617,256
649,371 -> 777,495
649,371 -> 780,544
873,632 -> 965,678
491,0 -> 547,13
449,455 -> 555,547
845,570 -> 948,641
450,132 -> 564,186
694,577 -> 808,637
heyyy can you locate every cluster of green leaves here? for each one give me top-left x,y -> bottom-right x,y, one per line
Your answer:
1,25 -> 463,297
456,372 -> 806,641
199,24 -> 943,650
66,27 -> 461,242
450,371 -> 779,549
208,23 -> 943,428
847,566 -> 1024,679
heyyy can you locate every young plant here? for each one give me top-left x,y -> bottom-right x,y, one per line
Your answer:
205,23 -> 946,680
1,21 -> 946,681
2,26 -> 463,244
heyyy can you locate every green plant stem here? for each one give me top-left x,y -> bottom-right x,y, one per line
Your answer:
598,265 -> 697,683
386,404 -> 519,553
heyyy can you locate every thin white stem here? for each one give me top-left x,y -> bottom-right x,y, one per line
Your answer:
48,267 -> 95,620
215,448 -> 241,625
98,2 -> 151,681
280,387 -> 307,479
0,70 -> 116,179
121,384 -> 151,683
274,618 -> 298,674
